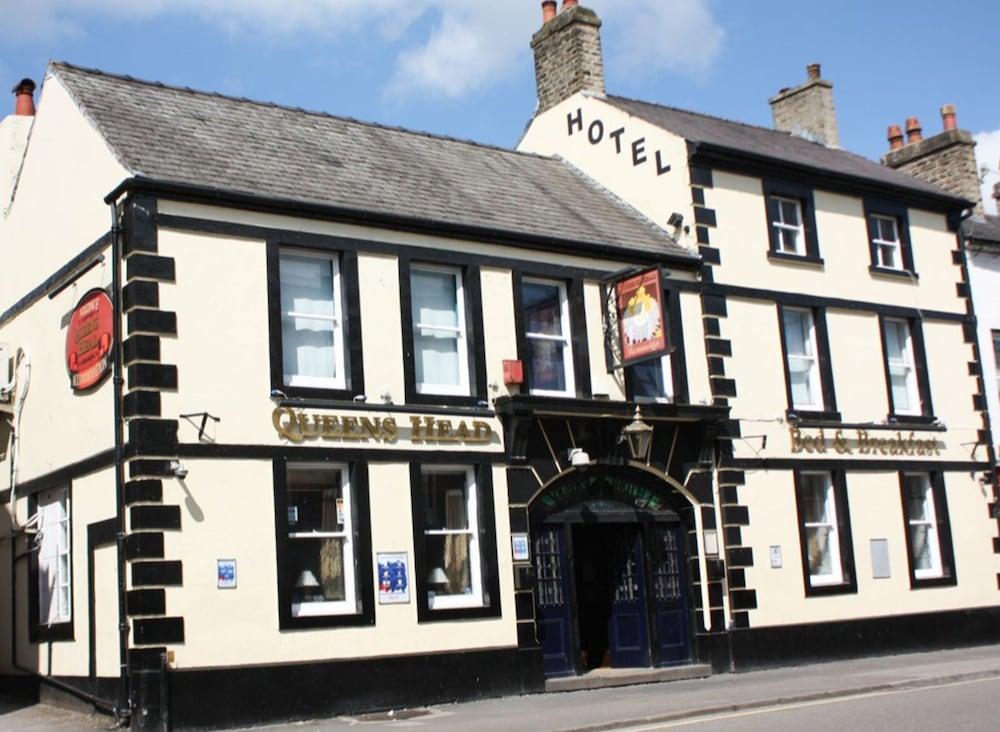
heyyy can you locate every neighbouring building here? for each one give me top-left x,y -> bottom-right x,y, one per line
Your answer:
0,2 -> 998,729
520,0 -> 999,679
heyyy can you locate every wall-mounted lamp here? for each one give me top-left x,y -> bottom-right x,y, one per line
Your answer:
169,460 -> 189,479
622,407 -> 654,461
269,389 -> 287,400
353,394 -> 368,403
568,448 -> 591,467
380,390 -> 393,405
667,212 -> 684,228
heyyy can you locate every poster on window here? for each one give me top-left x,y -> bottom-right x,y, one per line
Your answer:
614,268 -> 668,365
377,552 -> 410,605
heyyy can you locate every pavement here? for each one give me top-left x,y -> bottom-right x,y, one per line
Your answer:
3,644 -> 1000,731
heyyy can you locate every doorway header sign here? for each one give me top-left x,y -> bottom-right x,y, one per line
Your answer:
614,268 -> 668,365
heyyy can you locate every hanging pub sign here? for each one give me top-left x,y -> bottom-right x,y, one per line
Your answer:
66,289 -> 114,391
614,267 -> 668,365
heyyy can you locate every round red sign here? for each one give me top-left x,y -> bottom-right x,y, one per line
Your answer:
66,289 -> 114,391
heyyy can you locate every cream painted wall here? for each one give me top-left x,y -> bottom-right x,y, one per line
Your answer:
680,290 -> 712,406
0,251 -> 114,485
0,115 -> 32,216
480,267 -> 521,400
741,468 -> 999,628
967,249 -> 1000,445
518,94 -> 697,254
0,74 -> 128,311
158,459 -> 516,669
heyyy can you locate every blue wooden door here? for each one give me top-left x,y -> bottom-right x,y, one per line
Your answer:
608,527 -> 651,668
534,526 -> 574,677
648,524 -> 691,666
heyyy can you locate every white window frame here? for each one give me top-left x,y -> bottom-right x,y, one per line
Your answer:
872,214 -> 903,270
631,354 -> 674,404
903,473 -> 943,580
523,278 -> 575,398
280,249 -> 346,391
782,307 -> 824,411
771,195 -> 805,255
883,318 -> 920,416
422,465 -> 483,611
37,487 -> 71,626
287,463 -> 357,617
800,472 -> 844,587
410,264 -> 471,396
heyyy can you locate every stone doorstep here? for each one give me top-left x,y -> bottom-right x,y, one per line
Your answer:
545,664 -> 713,693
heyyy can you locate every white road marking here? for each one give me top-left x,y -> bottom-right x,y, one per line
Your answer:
617,676 -> 1000,730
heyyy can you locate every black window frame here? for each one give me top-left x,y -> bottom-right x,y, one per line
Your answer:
623,283 -> 690,404
878,315 -> 935,424
409,460 -> 502,623
793,470 -> 857,597
272,459 -> 375,630
512,272 -> 592,399
28,484 -> 75,643
777,303 -> 840,421
399,256 -> 488,408
762,179 -> 823,264
899,471 -> 957,589
864,199 -> 916,278
266,241 -> 365,402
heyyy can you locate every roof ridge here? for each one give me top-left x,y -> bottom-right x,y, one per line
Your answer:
48,60 -> 558,164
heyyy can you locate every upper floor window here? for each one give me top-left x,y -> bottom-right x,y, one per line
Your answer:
770,196 -> 805,255
279,251 -> 345,390
778,305 -> 837,418
522,278 -> 575,397
991,330 -> 1000,403
865,201 -> 915,276
880,317 -> 932,420
629,355 -> 673,403
37,487 -> 71,627
763,180 -> 821,262
410,265 -> 470,396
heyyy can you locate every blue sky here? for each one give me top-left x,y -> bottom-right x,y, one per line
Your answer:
2,0 -> 997,212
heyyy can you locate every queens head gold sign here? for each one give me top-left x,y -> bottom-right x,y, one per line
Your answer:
272,407 -> 492,445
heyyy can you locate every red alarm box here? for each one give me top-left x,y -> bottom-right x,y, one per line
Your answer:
502,359 -> 524,385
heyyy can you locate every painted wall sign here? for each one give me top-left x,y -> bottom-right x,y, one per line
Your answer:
65,289 -> 114,391
538,473 -> 665,515
567,107 -> 672,176
377,552 -> 410,605
614,268 -> 668,365
788,427 -> 942,456
272,407 -> 493,445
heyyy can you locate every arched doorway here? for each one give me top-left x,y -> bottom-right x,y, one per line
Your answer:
529,465 -> 695,678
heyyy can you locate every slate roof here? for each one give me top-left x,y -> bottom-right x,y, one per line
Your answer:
965,215 -> 1000,246
605,95 -> 967,205
50,62 -> 691,260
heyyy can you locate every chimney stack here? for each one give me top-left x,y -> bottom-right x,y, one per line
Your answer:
769,64 -> 840,147
531,1 -> 605,114
12,78 -> 35,117
993,158 -> 1000,211
883,104 -> 982,215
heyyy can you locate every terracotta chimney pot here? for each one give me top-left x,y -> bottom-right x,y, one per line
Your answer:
940,104 -> 957,132
541,1 -> 557,22
562,0 -> 579,8
12,78 -> 35,117
887,124 -> 904,151
905,117 -> 923,144
807,63 -> 821,81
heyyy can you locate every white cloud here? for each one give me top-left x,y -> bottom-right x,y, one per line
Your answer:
976,128 -> 1000,216
0,0 -> 725,101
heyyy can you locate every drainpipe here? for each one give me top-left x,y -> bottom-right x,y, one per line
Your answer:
108,199 -> 131,726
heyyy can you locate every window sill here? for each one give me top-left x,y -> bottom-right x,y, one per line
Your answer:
767,251 -> 825,267
909,573 -> 958,590
804,581 -> 857,598
416,603 -> 501,623
279,397 -> 495,418
787,409 -> 842,424
869,266 -> 919,281
886,414 -> 939,427
29,621 -> 74,643
279,611 -> 374,631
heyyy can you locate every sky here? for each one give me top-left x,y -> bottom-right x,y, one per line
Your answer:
1,0 -> 997,214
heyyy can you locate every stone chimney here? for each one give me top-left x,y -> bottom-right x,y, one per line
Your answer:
883,105 -> 982,215
993,159 -> 1000,212
531,0 -> 606,114
769,64 -> 840,147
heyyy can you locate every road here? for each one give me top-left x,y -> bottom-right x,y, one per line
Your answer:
619,676 -> 1000,731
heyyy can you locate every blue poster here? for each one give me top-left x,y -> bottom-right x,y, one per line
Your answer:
377,552 -> 410,605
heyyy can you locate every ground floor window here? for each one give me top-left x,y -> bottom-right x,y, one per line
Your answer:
410,462 -> 501,621
794,471 -> 856,596
37,487 -> 71,626
900,472 -> 956,588
274,461 -> 374,628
